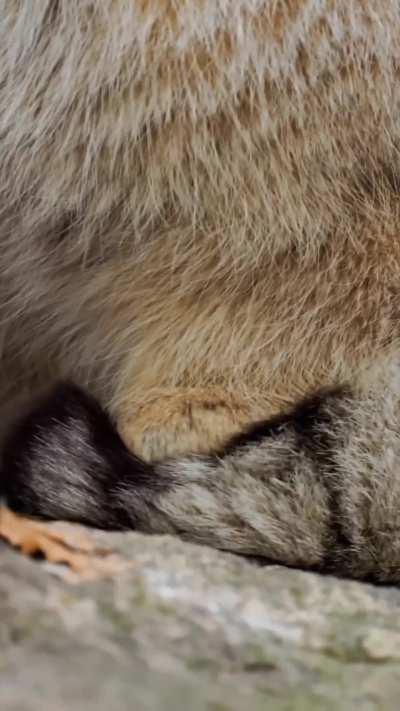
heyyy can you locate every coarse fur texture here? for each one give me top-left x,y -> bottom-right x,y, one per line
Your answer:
2,1 -> 400,582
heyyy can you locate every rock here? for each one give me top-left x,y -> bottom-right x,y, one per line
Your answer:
2,526 -> 400,710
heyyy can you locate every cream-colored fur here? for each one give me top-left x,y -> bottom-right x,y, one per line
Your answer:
1,0 -> 400,460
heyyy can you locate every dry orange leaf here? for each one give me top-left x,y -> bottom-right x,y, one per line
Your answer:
0,505 -> 132,581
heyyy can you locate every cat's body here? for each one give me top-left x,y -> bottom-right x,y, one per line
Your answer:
2,0 -> 400,582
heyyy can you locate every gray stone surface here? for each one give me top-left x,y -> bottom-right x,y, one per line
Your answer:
2,526 -> 400,710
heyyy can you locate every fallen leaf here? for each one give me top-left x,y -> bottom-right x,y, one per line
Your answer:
0,505 -> 132,582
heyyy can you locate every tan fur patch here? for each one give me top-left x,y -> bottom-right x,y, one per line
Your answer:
118,387 -> 254,460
